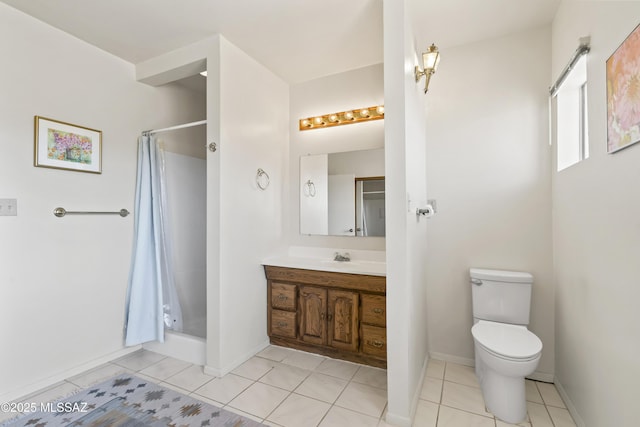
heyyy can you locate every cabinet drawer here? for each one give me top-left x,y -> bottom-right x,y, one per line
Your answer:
361,324 -> 386,358
270,310 -> 297,338
271,283 -> 297,310
361,294 -> 386,327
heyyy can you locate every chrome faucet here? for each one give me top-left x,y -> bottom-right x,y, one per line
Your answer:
333,252 -> 351,262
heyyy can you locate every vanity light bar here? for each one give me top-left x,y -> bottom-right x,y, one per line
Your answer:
299,105 -> 384,131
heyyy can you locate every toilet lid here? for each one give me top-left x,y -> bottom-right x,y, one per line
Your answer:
472,321 -> 542,360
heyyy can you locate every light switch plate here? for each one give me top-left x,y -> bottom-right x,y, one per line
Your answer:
0,198 -> 17,216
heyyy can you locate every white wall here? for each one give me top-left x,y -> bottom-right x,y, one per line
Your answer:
161,120 -> 207,159
424,27 -> 554,379
0,3 -> 206,400
289,64 -> 385,250
383,0 -> 430,424
210,36 -> 289,374
551,2 -> 640,425
164,151 -> 206,337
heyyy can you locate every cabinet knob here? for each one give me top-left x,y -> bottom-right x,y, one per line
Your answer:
277,294 -> 288,301
370,340 -> 384,348
372,308 -> 384,315
277,321 -> 288,328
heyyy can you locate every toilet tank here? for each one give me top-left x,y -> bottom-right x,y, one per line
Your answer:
470,268 -> 533,326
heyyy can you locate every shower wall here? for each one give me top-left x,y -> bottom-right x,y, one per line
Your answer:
164,140 -> 207,338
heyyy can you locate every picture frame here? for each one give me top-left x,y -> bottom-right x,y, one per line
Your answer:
606,22 -> 640,154
34,116 -> 102,173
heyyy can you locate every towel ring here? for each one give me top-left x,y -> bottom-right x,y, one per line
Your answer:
256,168 -> 270,190
304,179 -> 316,197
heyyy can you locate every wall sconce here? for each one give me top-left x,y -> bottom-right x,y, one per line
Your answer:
415,43 -> 440,93
299,105 -> 384,131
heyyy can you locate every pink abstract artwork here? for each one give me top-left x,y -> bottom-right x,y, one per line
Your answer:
607,23 -> 640,153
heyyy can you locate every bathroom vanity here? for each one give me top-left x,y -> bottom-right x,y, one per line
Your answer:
263,263 -> 387,368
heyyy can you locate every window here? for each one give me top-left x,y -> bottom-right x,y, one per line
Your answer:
553,53 -> 588,171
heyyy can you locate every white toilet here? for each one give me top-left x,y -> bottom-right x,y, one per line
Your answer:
470,268 -> 543,424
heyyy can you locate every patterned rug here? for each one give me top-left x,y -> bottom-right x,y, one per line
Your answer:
2,374 -> 263,427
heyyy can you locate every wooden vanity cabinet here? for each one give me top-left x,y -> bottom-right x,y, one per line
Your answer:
265,265 -> 386,368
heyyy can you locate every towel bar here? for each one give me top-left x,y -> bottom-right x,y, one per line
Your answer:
53,207 -> 129,218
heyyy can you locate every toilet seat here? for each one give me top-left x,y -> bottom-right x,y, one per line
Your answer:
472,320 -> 542,361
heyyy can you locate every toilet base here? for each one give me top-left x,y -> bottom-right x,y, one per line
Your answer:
474,340 -> 540,424
480,369 -> 526,424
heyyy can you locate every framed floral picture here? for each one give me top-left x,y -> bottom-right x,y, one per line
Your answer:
606,22 -> 640,153
34,116 -> 102,173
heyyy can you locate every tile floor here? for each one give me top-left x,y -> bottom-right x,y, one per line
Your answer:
1,346 -> 576,427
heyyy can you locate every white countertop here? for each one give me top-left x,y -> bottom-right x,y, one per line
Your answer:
262,255 -> 386,277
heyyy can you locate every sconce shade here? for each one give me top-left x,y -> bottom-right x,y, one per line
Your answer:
422,44 -> 440,71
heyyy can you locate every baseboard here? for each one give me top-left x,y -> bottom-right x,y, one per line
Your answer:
527,371 -> 554,383
385,354 -> 429,427
385,412 -> 412,426
429,351 -> 475,367
429,351 -> 554,383
204,339 -> 270,377
0,345 -> 141,403
554,377 -> 586,427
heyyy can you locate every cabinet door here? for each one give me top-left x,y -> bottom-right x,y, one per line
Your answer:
328,289 -> 359,351
299,286 -> 327,345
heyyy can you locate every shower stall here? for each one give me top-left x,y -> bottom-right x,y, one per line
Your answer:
140,119 -> 208,365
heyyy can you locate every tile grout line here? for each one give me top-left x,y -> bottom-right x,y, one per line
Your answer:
260,361 -> 293,424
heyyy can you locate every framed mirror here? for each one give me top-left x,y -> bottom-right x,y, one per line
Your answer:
300,149 -> 385,237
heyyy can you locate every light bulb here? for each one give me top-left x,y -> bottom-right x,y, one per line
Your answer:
329,114 -> 339,123
376,105 -> 385,115
301,119 -> 311,127
360,109 -> 370,118
344,111 -> 354,120
314,117 -> 324,125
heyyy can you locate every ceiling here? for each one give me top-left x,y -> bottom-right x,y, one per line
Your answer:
1,0 -> 560,85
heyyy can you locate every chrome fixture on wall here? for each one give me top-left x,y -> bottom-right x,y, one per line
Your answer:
53,207 -> 129,217
304,179 -> 316,197
415,43 -> 441,93
256,168 -> 270,190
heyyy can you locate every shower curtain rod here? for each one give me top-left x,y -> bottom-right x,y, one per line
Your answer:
142,119 -> 206,136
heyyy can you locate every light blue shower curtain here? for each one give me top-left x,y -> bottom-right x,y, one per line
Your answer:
124,135 -> 183,346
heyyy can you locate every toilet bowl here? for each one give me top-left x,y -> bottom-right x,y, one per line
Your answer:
472,320 -> 542,424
